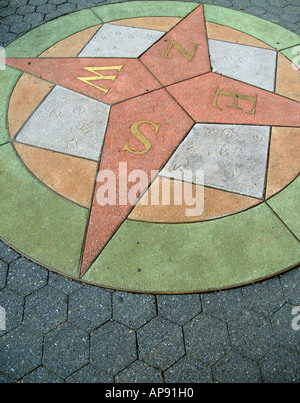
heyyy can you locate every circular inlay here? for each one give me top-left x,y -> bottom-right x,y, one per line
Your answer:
1,2 -> 299,293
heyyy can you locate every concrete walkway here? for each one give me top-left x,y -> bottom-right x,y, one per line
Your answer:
0,0 -> 299,383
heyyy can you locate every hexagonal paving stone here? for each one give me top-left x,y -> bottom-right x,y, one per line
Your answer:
260,346 -> 300,383
24,285 -> 68,333
0,288 -> 24,335
68,285 -> 112,332
280,268 -> 300,305
157,294 -> 202,325
242,277 -> 286,316
228,309 -> 276,361
271,304 -> 300,353
48,272 -> 83,295
7,258 -> 48,296
213,351 -> 261,383
113,291 -> 157,329
201,288 -> 244,321
20,366 -> 64,383
43,322 -> 89,378
0,324 -> 43,381
138,316 -> 185,370
90,320 -> 137,375
0,241 -> 20,263
115,360 -> 163,383
183,313 -> 230,366
0,260 -> 8,289
66,364 -> 113,383
164,356 -> 212,383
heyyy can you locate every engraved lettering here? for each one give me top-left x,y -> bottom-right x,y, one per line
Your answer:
213,86 -> 258,115
76,65 -> 124,94
122,120 -> 161,155
162,39 -> 200,61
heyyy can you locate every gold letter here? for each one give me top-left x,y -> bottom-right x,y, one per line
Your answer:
162,40 -> 200,61
77,65 -> 123,94
122,121 -> 161,155
213,86 -> 258,114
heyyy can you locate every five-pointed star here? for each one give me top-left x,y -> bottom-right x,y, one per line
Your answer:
5,4 -> 300,276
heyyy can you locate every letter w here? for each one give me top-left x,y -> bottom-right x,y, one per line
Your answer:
77,65 -> 123,94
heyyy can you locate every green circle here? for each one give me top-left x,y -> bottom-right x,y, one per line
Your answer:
0,2 -> 299,293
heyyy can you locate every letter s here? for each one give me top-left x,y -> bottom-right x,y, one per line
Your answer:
122,120 -> 161,155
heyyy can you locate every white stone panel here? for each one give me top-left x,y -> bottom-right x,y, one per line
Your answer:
16,85 -> 110,161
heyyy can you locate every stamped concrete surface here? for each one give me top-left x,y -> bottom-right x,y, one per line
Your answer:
0,0 -> 299,384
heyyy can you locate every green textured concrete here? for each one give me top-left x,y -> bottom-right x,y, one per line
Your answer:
4,9 -> 102,58
83,203 -> 300,293
268,177 -> 300,240
92,1 -> 198,22
0,143 -> 88,277
281,45 -> 300,64
204,4 -> 300,50
0,66 -> 22,145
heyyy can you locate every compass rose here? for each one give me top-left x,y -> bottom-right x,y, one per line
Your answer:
2,4 -> 300,291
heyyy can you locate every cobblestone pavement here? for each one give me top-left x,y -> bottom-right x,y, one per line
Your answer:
0,0 -> 300,383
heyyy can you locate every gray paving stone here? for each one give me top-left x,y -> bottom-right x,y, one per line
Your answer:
213,351 -> 262,383
48,272 -> 82,295
0,372 -> 14,383
7,0 -> 28,7
24,285 -> 68,333
7,258 -> 48,297
0,6 -> 17,18
0,260 -> 8,289
0,324 -> 43,380
209,39 -> 277,91
66,364 -> 113,383
164,356 -> 213,383
201,288 -> 244,321
271,304 -> 300,354
91,320 -> 137,375
115,360 -> 164,383
9,21 -> 32,34
78,24 -> 165,58
2,13 -> 24,25
20,366 -> 64,383
68,285 -> 112,332
157,294 -> 202,325
36,4 -> 57,13
56,2 -> 76,13
228,309 -> 276,361
23,12 -> 45,24
280,268 -> 300,305
16,5 -> 37,15
48,0 -> 68,5
183,313 -> 231,366
43,322 -> 89,378
0,288 -> 24,335
260,346 -> 300,383
138,316 -> 185,371
160,124 -> 271,199
0,241 -> 20,263
16,86 -> 111,161
28,0 -> 48,5
113,291 -> 156,330
242,277 -> 286,316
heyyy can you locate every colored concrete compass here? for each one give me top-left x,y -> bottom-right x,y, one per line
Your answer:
0,2 -> 299,293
